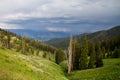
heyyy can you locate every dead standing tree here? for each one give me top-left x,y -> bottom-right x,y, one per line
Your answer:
67,36 -> 74,74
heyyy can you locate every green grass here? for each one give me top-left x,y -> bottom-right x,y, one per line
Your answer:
1,46 -> 120,80
67,58 -> 120,80
0,46 -> 68,80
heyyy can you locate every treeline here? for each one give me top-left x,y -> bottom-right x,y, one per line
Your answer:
101,35 -> 120,58
0,28 -> 65,62
66,35 -> 120,74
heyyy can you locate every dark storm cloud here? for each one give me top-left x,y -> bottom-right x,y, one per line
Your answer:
0,0 -> 120,33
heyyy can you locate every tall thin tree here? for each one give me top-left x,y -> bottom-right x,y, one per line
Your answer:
88,41 -> 96,68
96,41 -> 103,67
67,36 -> 73,74
79,35 -> 88,70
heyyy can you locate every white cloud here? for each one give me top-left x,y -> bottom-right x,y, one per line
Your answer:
46,27 -> 70,32
0,0 -> 119,20
0,23 -> 22,29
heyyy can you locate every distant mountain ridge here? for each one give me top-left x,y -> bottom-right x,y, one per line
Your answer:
8,29 -> 71,41
46,25 -> 120,49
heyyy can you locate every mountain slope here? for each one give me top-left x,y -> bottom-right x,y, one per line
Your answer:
0,46 -> 68,80
46,25 -> 120,49
0,28 -> 65,63
8,29 -> 71,41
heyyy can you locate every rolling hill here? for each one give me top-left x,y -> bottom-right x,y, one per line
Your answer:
46,25 -> 120,49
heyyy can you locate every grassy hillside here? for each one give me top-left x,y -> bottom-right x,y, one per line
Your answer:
68,58 -> 120,80
0,46 -> 68,80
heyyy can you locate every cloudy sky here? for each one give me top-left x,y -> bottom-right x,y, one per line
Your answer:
0,0 -> 120,33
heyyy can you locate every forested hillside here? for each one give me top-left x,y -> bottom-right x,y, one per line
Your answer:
46,25 -> 120,49
0,28 -> 65,63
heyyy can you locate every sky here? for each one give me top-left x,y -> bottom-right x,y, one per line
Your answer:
0,0 -> 120,33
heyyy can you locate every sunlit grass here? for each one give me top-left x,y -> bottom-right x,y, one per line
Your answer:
67,58 -> 120,80
0,46 -> 68,80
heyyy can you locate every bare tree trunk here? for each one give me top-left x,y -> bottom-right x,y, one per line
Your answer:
67,36 -> 73,74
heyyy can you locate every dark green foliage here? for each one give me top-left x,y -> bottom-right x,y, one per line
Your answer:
73,42 -> 81,70
88,42 -> 96,68
112,47 -> 120,58
43,52 -> 47,58
101,35 -> 120,58
79,36 -> 88,70
96,42 -> 103,67
102,47 -> 106,59
55,49 -> 65,64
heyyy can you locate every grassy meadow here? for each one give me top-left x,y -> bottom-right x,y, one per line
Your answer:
0,46 -> 120,80
0,46 -> 68,80
67,58 -> 120,80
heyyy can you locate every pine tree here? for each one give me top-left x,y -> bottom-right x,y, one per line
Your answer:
55,49 -> 65,64
79,35 -> 88,70
73,42 -> 81,70
88,42 -> 96,68
112,47 -> 120,58
102,47 -> 106,59
96,42 -> 103,67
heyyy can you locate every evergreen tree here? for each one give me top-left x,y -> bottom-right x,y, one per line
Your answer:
112,47 -> 120,58
43,52 -> 47,58
79,36 -> 88,70
102,47 -> 106,59
96,42 -> 103,67
73,42 -> 81,70
55,49 -> 65,64
88,42 -> 96,68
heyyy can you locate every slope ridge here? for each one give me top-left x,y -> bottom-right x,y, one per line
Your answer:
46,25 -> 120,49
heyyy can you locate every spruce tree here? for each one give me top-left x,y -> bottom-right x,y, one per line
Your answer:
88,42 -> 96,68
96,42 -> 103,67
73,42 -> 81,70
112,47 -> 120,58
55,49 -> 65,64
79,36 -> 88,70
